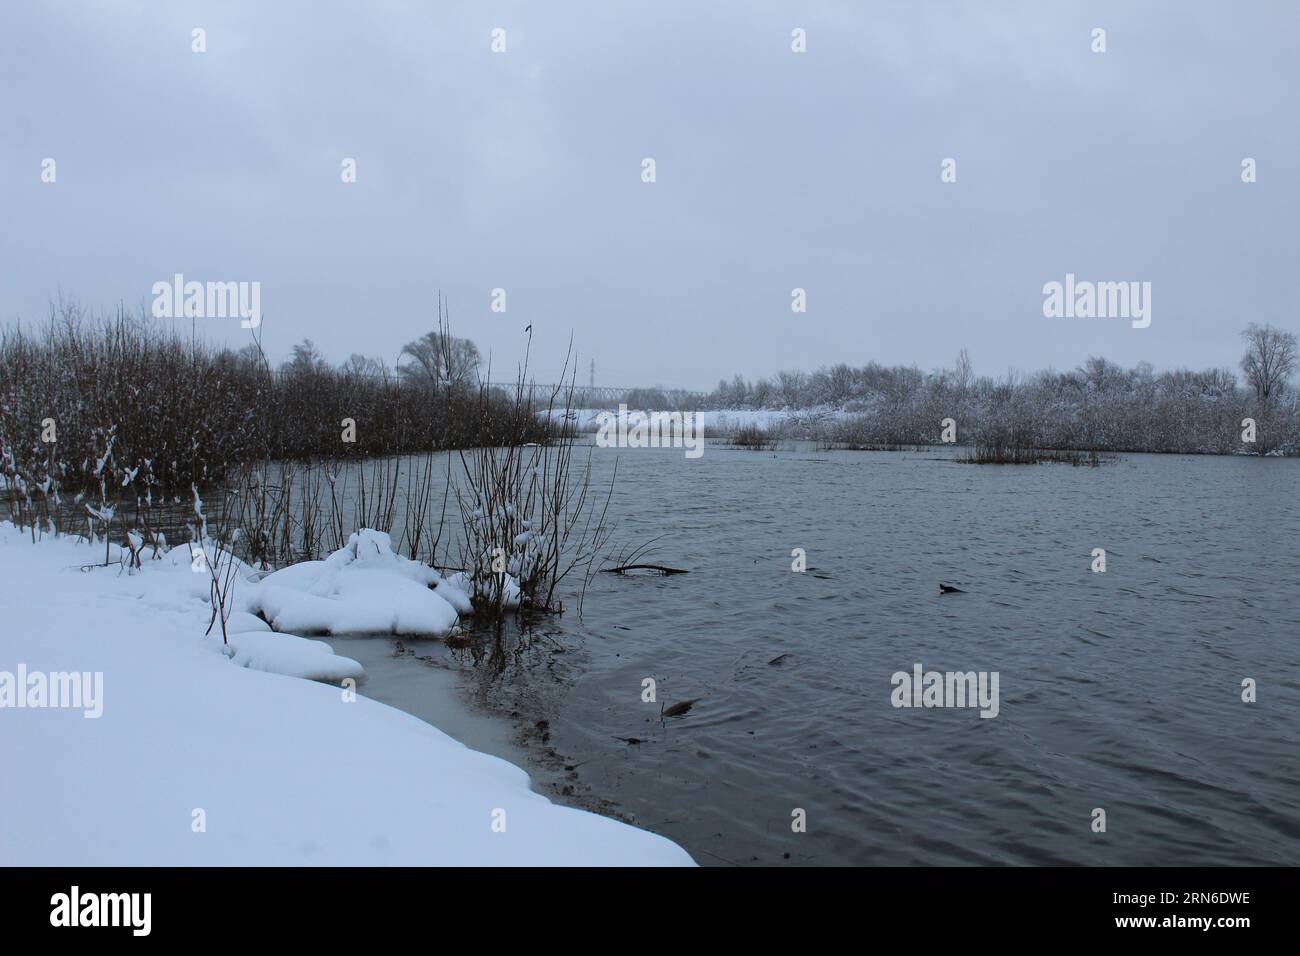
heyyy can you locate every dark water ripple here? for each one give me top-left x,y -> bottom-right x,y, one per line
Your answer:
531,444 -> 1300,866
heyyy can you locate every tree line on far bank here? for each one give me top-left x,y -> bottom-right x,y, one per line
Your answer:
643,324 -> 1298,456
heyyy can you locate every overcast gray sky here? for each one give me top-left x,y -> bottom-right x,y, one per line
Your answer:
2,1 -> 1297,389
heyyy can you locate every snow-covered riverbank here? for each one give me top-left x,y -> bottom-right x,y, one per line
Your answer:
0,523 -> 693,866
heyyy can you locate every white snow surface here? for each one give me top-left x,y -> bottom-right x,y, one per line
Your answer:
244,529 -> 464,637
0,523 -> 693,866
221,630 -> 365,683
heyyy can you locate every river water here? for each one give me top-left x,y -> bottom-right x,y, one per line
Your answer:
296,443 -> 1300,864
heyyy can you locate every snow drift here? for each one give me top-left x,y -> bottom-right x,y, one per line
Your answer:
0,523 -> 693,865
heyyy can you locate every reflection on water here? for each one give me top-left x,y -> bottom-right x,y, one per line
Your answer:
438,442 -> 1300,866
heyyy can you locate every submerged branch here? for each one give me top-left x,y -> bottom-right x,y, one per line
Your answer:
600,563 -> 689,575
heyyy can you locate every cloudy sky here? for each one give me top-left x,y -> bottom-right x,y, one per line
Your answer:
2,1 -> 1297,389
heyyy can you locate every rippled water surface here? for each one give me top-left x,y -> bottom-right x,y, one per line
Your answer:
379,443 -> 1300,865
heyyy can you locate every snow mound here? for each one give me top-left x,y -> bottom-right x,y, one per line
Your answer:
243,530 -> 467,637
218,631 -> 364,683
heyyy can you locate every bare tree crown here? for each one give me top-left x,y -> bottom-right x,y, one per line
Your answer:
1240,322 -> 1298,403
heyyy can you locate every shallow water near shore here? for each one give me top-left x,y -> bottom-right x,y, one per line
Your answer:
324,634 -> 531,771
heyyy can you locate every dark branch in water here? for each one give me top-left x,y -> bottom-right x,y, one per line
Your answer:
601,563 -> 690,575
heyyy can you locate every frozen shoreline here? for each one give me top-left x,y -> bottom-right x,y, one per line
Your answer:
0,523 -> 693,866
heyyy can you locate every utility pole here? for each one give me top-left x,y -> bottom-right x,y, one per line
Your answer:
589,359 -> 595,388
